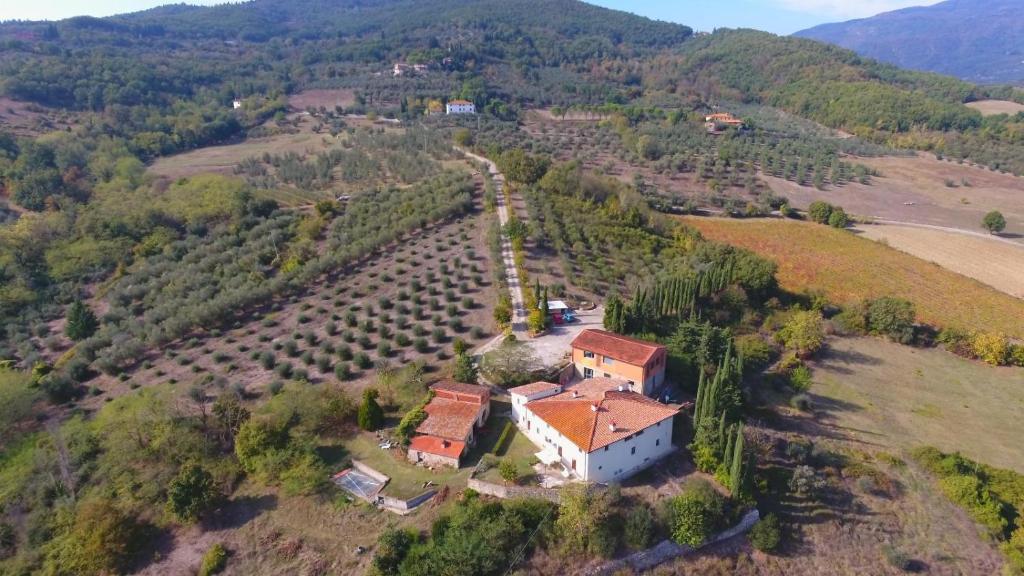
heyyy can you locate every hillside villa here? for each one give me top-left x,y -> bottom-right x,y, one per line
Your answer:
446,99 -> 476,114
570,329 -> 667,397
705,112 -> 745,133
407,380 -> 491,468
509,377 -> 678,483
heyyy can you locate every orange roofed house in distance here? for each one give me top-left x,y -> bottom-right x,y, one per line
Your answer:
406,380 -> 491,468
570,329 -> 667,397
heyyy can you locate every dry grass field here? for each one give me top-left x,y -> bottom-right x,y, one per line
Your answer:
809,337 -> 1024,472
854,223 -> 1024,299
148,115 -> 349,180
287,88 -> 357,111
682,217 -> 1024,337
763,152 -> 1024,239
966,99 -> 1024,116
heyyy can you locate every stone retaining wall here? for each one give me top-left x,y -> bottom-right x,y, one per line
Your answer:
351,460 -> 390,484
380,490 -> 438,514
467,478 -> 561,503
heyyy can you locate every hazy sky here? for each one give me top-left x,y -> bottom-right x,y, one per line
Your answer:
1,0 -> 943,35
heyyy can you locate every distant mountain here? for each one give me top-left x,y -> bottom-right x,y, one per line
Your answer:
794,0 -> 1024,85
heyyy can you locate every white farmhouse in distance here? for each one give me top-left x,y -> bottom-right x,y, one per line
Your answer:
232,100 -> 242,109
446,99 -> 476,115
509,378 -> 678,483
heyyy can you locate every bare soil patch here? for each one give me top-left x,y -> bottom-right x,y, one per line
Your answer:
0,97 -> 78,137
854,223 -> 1024,299
288,88 -> 357,111
966,99 -> 1024,116
764,153 -> 1024,239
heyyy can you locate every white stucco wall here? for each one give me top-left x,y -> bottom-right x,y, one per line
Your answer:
518,408 -> 675,482
510,388 -> 561,423
585,418 -> 674,483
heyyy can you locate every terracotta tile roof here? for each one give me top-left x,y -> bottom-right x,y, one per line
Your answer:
525,390 -> 678,453
571,329 -> 665,367
508,381 -> 562,397
409,435 -> 466,459
431,380 -> 490,402
448,99 -> 473,105
546,377 -> 628,401
416,397 -> 482,441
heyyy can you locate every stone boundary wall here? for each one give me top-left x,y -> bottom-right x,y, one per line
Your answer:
585,509 -> 760,576
467,478 -> 562,503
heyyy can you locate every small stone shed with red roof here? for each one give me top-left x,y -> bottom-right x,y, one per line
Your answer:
407,380 -> 491,468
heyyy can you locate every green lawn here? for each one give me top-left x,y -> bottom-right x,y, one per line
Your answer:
804,337 -> 1024,472
340,405 -> 516,500
343,433 -> 469,500
477,421 -> 541,485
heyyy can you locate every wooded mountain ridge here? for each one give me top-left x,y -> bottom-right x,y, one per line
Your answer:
795,0 -> 1024,85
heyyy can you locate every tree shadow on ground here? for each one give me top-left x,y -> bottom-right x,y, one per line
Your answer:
204,494 -> 279,531
815,346 -> 883,375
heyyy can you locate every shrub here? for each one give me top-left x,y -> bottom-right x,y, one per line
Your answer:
283,340 -> 299,357
749,514 -> 782,553
268,380 -> 284,395
669,479 -> 725,547
358,389 -> 384,431
827,207 -> 849,228
316,355 -> 332,373
777,310 -> 825,357
198,543 -> 228,576
167,463 -> 220,523
358,335 -> 373,350
337,344 -> 353,361
788,365 -> 812,392
335,362 -> 352,381
735,334 -> 774,373
303,330 -> 318,346
624,505 -> 655,549
832,307 -> 867,335
396,315 -> 409,330
414,338 -> 429,353
808,201 -> 833,224
432,328 -> 447,344
971,332 -> 1012,366
866,297 -> 916,343
498,460 -> 519,484
395,333 -> 411,347
354,352 -> 372,370
276,362 -> 293,379
377,341 -> 392,357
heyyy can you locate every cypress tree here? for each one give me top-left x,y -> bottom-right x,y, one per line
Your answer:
730,422 -> 745,497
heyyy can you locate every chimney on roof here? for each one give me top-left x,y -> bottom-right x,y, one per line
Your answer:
591,402 -> 599,412
617,385 -> 624,392
608,421 -> 617,432
571,390 -> 579,398
442,440 -> 450,448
